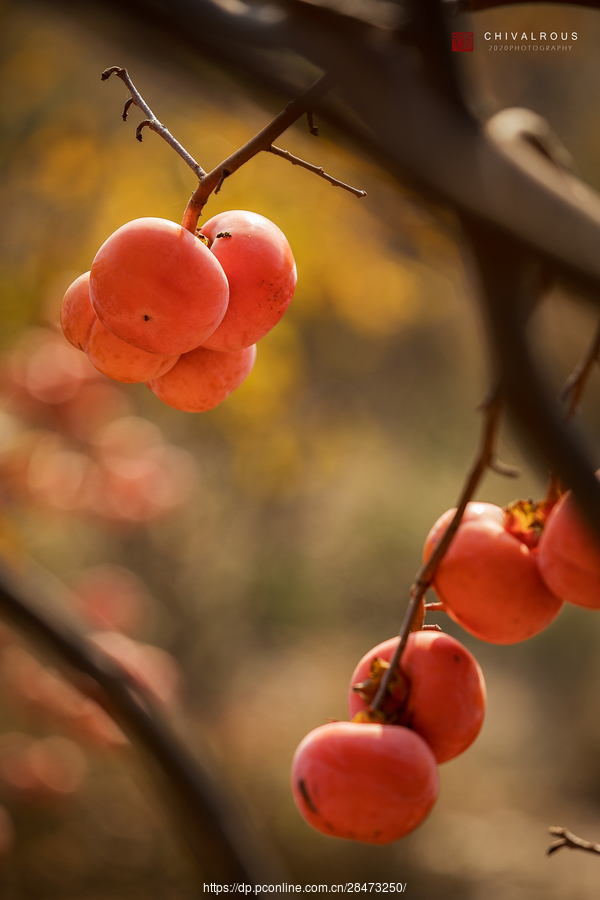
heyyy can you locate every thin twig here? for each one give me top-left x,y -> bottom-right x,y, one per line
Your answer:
102,66 -> 206,179
560,318 -> 600,417
307,111 -> 319,136
181,72 -> 338,232
546,317 -> 600,502
370,387 -> 506,712
547,827 -> 600,856
268,145 -> 366,197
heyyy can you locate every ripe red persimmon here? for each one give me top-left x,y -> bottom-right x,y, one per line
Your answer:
61,272 -> 96,352
424,502 -> 563,644
200,210 -> 297,351
348,631 -> 486,763
86,319 -> 179,384
147,343 -> 256,413
89,217 -> 229,355
291,721 -> 438,844
537,487 -> 600,609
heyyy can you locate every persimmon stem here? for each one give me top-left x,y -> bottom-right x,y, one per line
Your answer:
101,66 -> 206,179
546,316 -> 600,502
181,72 -> 339,232
370,387 -> 506,713
547,827 -> 600,856
268,145 -> 366,197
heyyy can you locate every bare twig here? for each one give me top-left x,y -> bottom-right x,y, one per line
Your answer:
547,827 -> 600,856
268,144 -> 366,197
181,71 -> 338,231
560,318 -> 600,417
370,388 -> 506,712
545,317 -> 600,502
102,66 -> 206,179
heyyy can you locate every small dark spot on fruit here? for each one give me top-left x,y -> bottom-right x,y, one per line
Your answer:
144,315 -> 150,321
298,779 -> 319,814
216,231 -> 232,239
453,654 -> 460,663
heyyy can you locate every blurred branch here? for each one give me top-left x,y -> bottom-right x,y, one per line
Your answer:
464,220 -> 600,539
370,386 -> 507,713
546,317 -> 600,501
101,66 -> 206,178
0,555 -> 284,883
547,826 -> 600,856
560,318 -> 600,417
463,0 -> 600,10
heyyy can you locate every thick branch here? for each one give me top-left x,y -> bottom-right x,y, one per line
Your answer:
0,556 -> 283,883
370,388 -> 505,712
268,144 -> 366,197
102,66 -> 206,179
547,827 -> 600,856
181,71 -> 337,231
465,220 -> 600,544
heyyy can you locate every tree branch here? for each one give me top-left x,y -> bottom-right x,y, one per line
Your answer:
268,144 -> 366,197
102,66 -> 206,179
181,71 -> 338,231
547,827 -> 600,856
370,387 -> 506,713
0,555 -> 284,883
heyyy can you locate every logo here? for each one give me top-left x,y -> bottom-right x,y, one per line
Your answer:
452,32 -> 473,52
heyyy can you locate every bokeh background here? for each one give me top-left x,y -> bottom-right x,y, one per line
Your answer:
2,0 -> 600,896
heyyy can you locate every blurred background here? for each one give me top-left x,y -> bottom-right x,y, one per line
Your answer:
1,0 -> 600,895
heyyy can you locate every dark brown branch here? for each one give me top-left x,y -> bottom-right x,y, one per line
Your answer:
546,318 -> 600,501
547,827 -> 600,856
268,144 -> 366,197
181,71 -> 337,232
307,111 -> 319,136
560,318 -> 600,417
102,66 -> 206,179
466,222 -> 600,543
370,388 -> 505,712
0,555 -> 283,883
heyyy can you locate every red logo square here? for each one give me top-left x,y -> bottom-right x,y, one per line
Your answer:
452,32 -> 473,52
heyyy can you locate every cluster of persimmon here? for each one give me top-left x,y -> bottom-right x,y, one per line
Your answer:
61,211 -> 296,413
292,487 -> 600,846
424,491 -> 600,645
292,629 -> 486,844
0,328 -> 197,523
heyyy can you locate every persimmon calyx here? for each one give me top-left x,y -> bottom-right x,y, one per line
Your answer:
351,656 -> 410,725
503,497 -> 557,550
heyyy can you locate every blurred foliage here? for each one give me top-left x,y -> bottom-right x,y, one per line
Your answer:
1,0 -> 600,896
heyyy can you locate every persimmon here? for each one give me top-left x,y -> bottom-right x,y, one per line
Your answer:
89,217 -> 229,355
348,631 -> 486,763
200,210 -> 297,351
538,487 -> 600,609
423,502 -> 563,644
147,343 -> 256,413
86,318 -> 179,384
61,271 -> 96,352
291,721 -> 438,844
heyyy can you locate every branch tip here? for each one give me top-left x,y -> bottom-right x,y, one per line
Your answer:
122,97 -> 134,121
